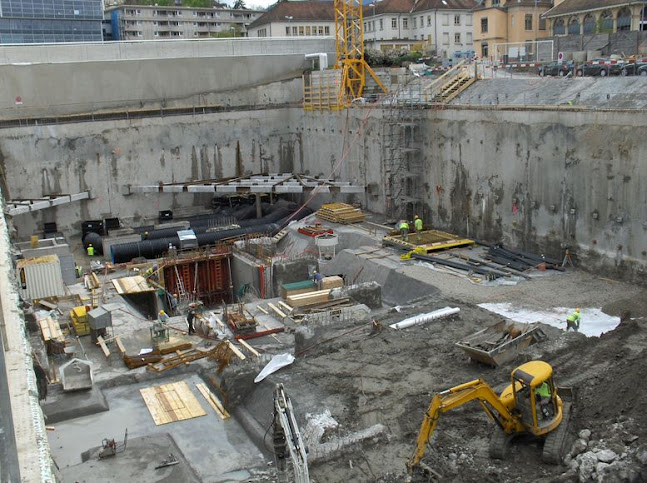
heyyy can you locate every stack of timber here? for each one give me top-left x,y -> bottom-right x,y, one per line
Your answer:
39,316 -> 66,354
316,203 -> 365,224
320,275 -> 343,290
286,289 -> 332,308
122,338 -> 192,369
69,306 -> 91,336
280,280 -> 317,299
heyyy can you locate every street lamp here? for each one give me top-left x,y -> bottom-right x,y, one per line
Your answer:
285,15 -> 293,37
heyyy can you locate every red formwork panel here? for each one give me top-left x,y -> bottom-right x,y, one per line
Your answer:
163,254 -> 232,305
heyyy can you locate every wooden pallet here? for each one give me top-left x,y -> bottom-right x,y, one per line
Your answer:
140,381 -> 207,425
39,316 -> 64,343
316,203 -> 365,224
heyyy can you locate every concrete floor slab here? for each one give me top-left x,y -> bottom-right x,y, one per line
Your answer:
48,373 -> 268,482
60,433 -> 200,483
42,385 -> 109,424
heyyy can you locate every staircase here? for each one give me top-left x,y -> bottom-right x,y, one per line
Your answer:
423,60 -> 479,104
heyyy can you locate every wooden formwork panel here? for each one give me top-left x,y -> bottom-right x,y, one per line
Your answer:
140,381 -> 206,425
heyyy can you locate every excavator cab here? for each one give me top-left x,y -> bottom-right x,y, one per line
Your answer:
509,361 -> 562,435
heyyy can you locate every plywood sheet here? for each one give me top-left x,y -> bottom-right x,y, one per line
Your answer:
140,381 -> 206,425
112,275 -> 155,294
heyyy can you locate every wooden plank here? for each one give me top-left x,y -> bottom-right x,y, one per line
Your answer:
278,301 -> 294,313
256,306 -> 269,315
115,336 -> 126,355
96,336 -> 110,357
38,299 -> 58,310
286,289 -> 332,308
213,316 -> 226,330
267,302 -> 286,318
238,339 -> 260,357
195,383 -> 231,419
225,340 -> 246,361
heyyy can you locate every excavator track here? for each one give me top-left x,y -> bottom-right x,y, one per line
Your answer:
542,402 -> 572,465
489,428 -> 512,460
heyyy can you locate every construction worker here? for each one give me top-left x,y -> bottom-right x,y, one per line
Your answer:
414,215 -> 423,241
87,243 -> 94,257
312,270 -> 324,290
158,310 -> 169,324
187,308 -> 196,335
535,381 -> 552,419
144,266 -> 154,279
399,219 -> 410,242
170,293 -> 178,314
75,265 -> 83,278
566,308 -> 581,332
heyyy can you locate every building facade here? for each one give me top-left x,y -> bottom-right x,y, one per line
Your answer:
472,0 -> 553,60
363,0 -> 476,57
0,0 -> 103,43
247,1 -> 335,39
106,4 -> 262,41
544,0 -> 647,36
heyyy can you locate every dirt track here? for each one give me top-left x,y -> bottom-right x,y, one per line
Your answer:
269,269 -> 647,482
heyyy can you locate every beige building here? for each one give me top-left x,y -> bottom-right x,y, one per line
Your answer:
105,4 -> 263,40
472,0 -> 553,60
544,0 -> 647,36
247,2 -> 334,39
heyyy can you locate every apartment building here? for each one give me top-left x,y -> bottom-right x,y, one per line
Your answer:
0,0 -> 103,43
472,0 -> 553,59
246,1 -> 335,39
106,4 -> 263,41
363,0 -> 477,56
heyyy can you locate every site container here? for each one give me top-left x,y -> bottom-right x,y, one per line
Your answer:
16,255 -> 65,300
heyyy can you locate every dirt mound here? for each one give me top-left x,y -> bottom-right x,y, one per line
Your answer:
602,297 -> 647,319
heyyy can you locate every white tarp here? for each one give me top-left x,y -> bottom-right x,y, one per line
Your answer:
478,302 -> 620,337
254,353 -> 295,383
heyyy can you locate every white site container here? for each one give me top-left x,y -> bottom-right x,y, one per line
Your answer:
16,254 -> 66,300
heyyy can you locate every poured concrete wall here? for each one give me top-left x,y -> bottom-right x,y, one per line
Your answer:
1,105 -> 646,281
0,38 -> 335,118
298,107 -> 647,282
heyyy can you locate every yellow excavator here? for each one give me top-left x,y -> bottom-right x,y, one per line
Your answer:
408,361 -> 572,473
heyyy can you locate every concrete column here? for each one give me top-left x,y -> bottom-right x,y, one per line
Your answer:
255,193 -> 262,219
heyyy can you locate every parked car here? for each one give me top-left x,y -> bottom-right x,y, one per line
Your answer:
636,64 -> 647,76
537,61 -> 573,77
575,58 -> 624,77
621,59 -> 647,76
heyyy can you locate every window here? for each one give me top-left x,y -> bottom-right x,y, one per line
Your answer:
467,32 -> 472,44
318,26 -> 324,35
442,14 -> 449,26
481,17 -> 488,33
617,7 -> 632,31
442,32 -> 449,45
567,17 -> 579,35
413,17 -> 416,29
427,15 -> 431,27
466,15 -> 472,26
380,18 -> 384,30
492,0 -> 500,5
454,33 -> 461,44
599,10 -> 613,33
403,18 -> 408,30
286,26 -> 290,36
511,15 -> 515,27
364,22 -> 367,31
325,26 -> 330,35
539,16 -> 546,30
525,14 -> 532,31
553,19 -> 565,35
305,26 -> 311,35
454,15 -> 460,26
299,26 -> 304,35
392,18 -> 397,29
481,42 -> 488,58
292,26 -> 297,35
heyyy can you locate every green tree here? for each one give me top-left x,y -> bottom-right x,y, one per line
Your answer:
233,0 -> 247,9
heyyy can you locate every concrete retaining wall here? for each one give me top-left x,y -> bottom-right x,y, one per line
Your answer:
1,104 -> 646,282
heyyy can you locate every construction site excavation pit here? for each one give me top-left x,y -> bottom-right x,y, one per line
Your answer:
3,49 -> 647,482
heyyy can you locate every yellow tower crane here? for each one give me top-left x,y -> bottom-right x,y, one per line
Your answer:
334,0 -> 387,105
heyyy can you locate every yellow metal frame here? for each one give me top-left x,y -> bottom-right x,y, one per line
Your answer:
334,0 -> 387,105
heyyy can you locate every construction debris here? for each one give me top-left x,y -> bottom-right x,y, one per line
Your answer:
316,203 -> 365,224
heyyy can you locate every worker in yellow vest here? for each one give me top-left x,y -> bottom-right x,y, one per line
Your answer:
398,220 -> 410,242
87,244 -> 94,257
414,215 -> 423,242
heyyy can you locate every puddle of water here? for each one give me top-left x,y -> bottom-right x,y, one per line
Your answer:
478,302 -> 620,337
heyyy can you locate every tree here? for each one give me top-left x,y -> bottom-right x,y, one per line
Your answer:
233,0 -> 247,9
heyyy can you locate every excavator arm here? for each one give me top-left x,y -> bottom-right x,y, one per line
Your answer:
408,379 -> 520,472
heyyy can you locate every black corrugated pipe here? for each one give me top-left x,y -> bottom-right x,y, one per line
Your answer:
82,232 -> 104,255
110,223 -> 281,263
